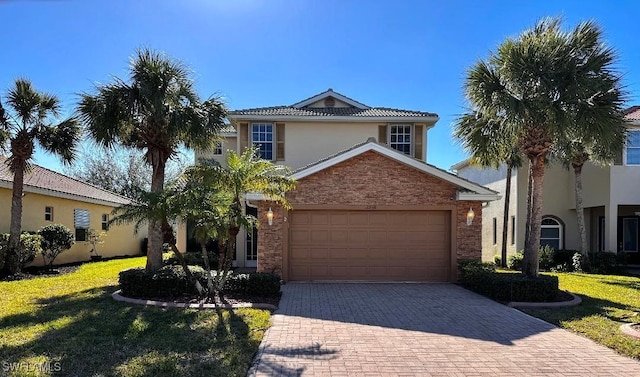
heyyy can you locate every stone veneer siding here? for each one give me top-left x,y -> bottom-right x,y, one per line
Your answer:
256,150 -> 482,278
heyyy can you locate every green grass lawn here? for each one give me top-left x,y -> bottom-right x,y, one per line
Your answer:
522,272 -> 640,359
0,257 -> 271,377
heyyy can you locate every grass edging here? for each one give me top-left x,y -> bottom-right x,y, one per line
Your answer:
508,290 -> 581,308
112,290 -> 278,310
621,323 -> 640,340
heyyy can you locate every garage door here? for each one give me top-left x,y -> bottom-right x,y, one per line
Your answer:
288,210 -> 451,281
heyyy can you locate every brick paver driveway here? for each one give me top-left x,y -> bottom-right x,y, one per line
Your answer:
249,283 -> 640,376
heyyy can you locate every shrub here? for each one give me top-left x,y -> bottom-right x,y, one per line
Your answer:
507,252 -> 524,270
223,272 -> 281,297
572,252 -> 585,272
553,249 -> 577,267
165,251 -> 219,270
493,254 -> 502,266
461,267 -> 559,302
589,251 -> 626,274
0,233 -> 43,269
38,224 -> 74,268
538,245 -> 555,271
119,265 -> 208,298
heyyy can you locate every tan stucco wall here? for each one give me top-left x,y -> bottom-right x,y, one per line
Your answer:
458,163 -> 517,261
0,188 -> 147,266
195,137 -> 237,167
307,98 -> 353,108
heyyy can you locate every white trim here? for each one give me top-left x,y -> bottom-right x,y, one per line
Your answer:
221,132 -> 237,137
450,159 -> 471,171
540,217 -> 563,250
292,141 -> 499,199
624,129 -> 640,166
230,115 -> 439,123
0,181 -> 128,207
456,192 -> 501,201
250,122 -> 275,161
388,123 -> 413,156
292,89 -> 370,109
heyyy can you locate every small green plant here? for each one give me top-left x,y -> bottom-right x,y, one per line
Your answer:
572,252 -> 585,272
0,233 -> 43,270
38,224 -> 74,269
87,229 -> 106,257
538,245 -> 556,270
508,252 -> 524,270
493,254 -> 502,266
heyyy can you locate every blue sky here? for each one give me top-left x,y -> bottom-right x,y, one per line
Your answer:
1,0 -> 639,172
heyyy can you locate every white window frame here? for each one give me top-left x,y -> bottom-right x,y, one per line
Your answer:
101,214 -> 109,231
388,124 -> 413,156
540,217 -> 563,250
45,206 -> 54,222
624,129 -> 640,166
74,209 -> 90,242
251,123 -> 275,160
212,141 -> 223,156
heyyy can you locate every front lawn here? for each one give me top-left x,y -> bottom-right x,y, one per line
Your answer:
0,257 -> 271,377
521,272 -> 640,359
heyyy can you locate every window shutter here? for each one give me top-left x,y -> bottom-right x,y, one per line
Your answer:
74,209 -> 90,229
276,123 -> 285,161
414,125 -> 423,160
378,125 -> 387,144
239,123 -> 249,152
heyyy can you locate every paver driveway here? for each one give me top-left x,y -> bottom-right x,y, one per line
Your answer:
249,283 -> 640,376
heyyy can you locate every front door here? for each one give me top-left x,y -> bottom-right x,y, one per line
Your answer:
245,206 -> 258,267
621,217 -> 639,252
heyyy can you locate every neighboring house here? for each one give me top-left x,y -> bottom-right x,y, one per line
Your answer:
197,89 -> 499,280
452,106 -> 640,264
0,157 -> 172,266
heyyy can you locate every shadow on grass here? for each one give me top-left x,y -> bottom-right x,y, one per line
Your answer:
0,286 -> 274,377
600,279 -> 640,291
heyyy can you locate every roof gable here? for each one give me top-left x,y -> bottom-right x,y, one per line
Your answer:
0,157 -> 131,206
291,138 -> 499,201
292,88 -> 369,109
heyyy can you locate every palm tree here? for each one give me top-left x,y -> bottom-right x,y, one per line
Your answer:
0,79 -> 80,274
454,112 -> 521,267
189,148 -> 296,293
553,126 -> 626,259
77,48 -> 227,272
463,18 -> 625,277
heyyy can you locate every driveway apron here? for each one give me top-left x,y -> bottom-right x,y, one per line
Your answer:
249,283 -> 640,376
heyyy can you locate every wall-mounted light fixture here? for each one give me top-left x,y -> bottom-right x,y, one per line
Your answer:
267,208 -> 274,226
466,207 -> 475,226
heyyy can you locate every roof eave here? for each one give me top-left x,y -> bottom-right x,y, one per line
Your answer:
457,192 -> 501,201
0,181 -> 129,207
229,114 -> 440,123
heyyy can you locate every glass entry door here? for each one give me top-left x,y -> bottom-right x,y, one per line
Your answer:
622,218 -> 639,252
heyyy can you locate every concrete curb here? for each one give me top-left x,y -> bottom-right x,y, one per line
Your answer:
111,290 -> 278,311
508,291 -> 581,308
621,323 -> 640,340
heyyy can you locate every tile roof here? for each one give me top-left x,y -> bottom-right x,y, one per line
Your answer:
230,106 -> 438,118
0,156 -> 131,206
624,106 -> 640,121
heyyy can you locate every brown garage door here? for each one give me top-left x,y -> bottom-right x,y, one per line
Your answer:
288,210 -> 451,281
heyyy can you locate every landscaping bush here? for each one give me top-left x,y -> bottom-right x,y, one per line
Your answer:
119,265 -> 208,298
553,249 -> 577,267
0,233 -> 43,269
38,224 -> 74,268
507,252 -> 524,270
461,266 -> 559,302
589,251 -> 626,274
165,251 -> 219,270
223,272 -> 281,297
538,245 -> 555,271
493,254 -> 502,266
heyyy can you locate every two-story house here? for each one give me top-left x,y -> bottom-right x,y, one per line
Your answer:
452,106 -> 640,264
197,89 -> 499,281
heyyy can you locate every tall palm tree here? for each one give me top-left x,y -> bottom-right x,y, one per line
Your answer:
454,112 -> 521,267
0,79 -> 80,274
463,18 -> 625,277
78,48 -> 227,272
553,126 -> 626,259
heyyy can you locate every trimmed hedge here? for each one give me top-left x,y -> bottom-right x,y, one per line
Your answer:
461,261 -> 559,302
119,266 -> 281,299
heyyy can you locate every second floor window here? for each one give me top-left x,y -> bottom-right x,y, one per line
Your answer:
389,124 -> 412,155
251,123 -> 274,160
626,130 -> 640,165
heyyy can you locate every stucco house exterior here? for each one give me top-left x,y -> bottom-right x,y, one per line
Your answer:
197,89 -> 499,281
452,106 -> 640,263
0,157 -> 184,266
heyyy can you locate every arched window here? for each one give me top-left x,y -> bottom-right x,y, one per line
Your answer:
540,216 -> 563,250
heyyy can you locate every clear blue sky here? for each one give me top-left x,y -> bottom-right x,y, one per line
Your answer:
1,0 -> 639,172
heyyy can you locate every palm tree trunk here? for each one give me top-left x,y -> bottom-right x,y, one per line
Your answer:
500,165 -> 513,268
524,162 -> 533,255
146,151 -> 166,272
573,163 -> 589,258
4,160 -> 26,274
523,154 -> 546,277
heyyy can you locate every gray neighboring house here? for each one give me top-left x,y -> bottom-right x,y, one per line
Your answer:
452,106 -> 640,264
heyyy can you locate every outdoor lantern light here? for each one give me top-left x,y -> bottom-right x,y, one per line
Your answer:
466,207 -> 475,226
267,208 -> 274,226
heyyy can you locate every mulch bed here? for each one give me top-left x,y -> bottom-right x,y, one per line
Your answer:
0,265 -> 81,282
124,292 -> 281,308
